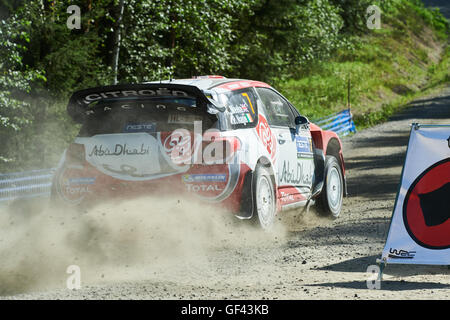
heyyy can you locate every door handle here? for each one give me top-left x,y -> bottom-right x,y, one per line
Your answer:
278,134 -> 286,144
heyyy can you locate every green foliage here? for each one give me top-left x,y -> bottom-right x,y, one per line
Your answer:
406,0 -> 449,40
0,14 -> 41,128
277,0 -> 449,128
427,46 -> 450,87
0,0 -> 448,171
330,0 -> 373,33
233,0 -> 344,81
119,0 -> 250,81
0,0 -> 108,169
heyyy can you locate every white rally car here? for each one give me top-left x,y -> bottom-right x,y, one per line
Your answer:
52,76 -> 347,229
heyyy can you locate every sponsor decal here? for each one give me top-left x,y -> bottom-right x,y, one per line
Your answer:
280,191 -> 295,203
56,169 -> 93,204
182,174 -> 227,183
280,161 -> 313,186
256,114 -> 276,161
77,133 -> 161,180
64,185 -> 91,196
388,248 -> 416,259
403,158 -> 450,249
296,136 -> 313,158
229,104 -> 249,114
123,123 -> 156,133
185,184 -> 224,192
159,126 -> 240,166
231,113 -> 252,125
84,100 -> 196,116
82,88 -> 190,104
68,177 -> 96,185
89,144 -> 150,157
216,80 -> 271,91
229,93 -> 255,125
161,129 -> 199,166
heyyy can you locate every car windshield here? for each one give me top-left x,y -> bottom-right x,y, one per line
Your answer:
78,98 -> 218,137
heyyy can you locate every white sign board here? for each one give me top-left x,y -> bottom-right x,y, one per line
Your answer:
381,124 -> 450,265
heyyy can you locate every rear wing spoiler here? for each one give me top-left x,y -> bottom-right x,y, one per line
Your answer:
67,83 -> 225,123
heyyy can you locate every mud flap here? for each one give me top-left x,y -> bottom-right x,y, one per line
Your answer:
237,170 -> 254,219
312,148 -> 325,197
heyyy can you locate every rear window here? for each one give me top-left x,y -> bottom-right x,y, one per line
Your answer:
78,97 -> 218,137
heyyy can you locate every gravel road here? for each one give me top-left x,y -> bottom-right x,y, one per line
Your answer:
1,86 -> 449,300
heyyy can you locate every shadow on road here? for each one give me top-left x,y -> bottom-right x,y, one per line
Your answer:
347,173 -> 402,200
315,254 -> 450,276
306,280 -> 450,291
346,151 -> 406,171
287,217 -> 390,247
350,134 -> 410,149
316,254 -> 381,273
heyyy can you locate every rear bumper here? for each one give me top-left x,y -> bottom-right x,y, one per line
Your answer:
51,162 -> 252,213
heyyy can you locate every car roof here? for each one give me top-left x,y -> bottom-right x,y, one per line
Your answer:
144,76 -> 272,92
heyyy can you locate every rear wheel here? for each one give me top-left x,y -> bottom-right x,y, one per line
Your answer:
252,165 -> 276,230
316,155 -> 343,219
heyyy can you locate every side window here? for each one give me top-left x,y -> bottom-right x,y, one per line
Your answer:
221,88 -> 258,130
256,87 -> 295,128
288,103 -> 300,118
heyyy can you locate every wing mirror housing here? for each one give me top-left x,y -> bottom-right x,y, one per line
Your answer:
295,115 -> 310,132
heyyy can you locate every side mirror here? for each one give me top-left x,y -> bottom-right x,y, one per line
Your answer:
295,115 -> 309,125
295,115 -> 309,132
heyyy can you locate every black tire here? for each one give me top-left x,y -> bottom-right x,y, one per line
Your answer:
316,155 -> 344,219
251,165 -> 276,230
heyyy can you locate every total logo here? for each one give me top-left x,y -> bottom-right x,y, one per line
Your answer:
64,185 -> 90,196
56,171 -> 96,204
185,184 -> 223,192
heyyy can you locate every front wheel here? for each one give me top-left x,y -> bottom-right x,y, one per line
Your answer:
316,155 -> 344,219
252,165 -> 276,230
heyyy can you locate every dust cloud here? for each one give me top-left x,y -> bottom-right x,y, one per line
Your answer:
0,196 -> 287,296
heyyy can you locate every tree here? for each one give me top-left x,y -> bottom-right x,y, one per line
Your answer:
231,0 -> 344,81
117,0 -> 251,82
111,0 -> 124,84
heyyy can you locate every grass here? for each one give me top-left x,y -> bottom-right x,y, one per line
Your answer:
276,1 -> 449,129
354,46 -> 450,129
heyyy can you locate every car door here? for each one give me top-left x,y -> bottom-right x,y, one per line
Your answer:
288,103 -> 314,198
255,87 -> 300,200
